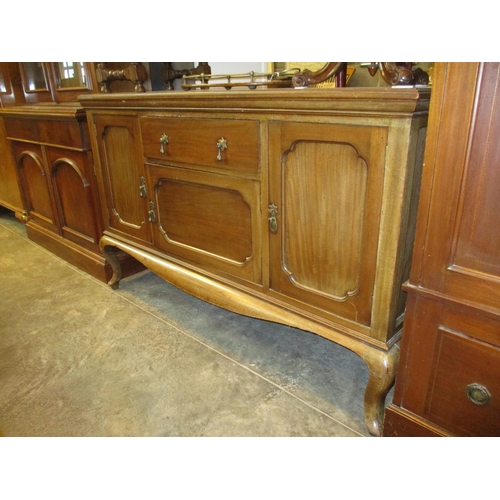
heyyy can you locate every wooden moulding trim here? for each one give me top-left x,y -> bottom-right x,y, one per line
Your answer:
79,88 -> 431,115
0,104 -> 85,120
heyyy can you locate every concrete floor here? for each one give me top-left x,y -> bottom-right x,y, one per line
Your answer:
0,209 -> 381,437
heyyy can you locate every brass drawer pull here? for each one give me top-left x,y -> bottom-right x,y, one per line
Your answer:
216,137 -> 227,161
160,133 -> 169,154
466,383 -> 491,406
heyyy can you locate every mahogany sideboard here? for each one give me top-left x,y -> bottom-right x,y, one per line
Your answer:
79,87 -> 430,435
383,63 -> 500,436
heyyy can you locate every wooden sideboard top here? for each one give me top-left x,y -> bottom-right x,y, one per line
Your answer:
78,87 -> 431,115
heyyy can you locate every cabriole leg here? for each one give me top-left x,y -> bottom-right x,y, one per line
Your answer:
361,343 -> 400,436
100,236 -> 122,290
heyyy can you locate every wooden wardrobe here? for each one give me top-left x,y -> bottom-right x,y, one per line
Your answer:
383,62 -> 500,436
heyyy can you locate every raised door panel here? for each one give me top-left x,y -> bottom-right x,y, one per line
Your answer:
268,121 -> 387,327
11,142 -> 57,232
419,63 -> 500,314
147,164 -> 262,284
46,147 -> 100,251
93,114 -> 152,244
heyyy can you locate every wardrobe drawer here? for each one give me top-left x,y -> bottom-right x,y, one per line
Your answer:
424,327 -> 500,436
140,117 -> 260,174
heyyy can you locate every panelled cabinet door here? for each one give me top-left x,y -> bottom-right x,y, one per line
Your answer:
146,163 -> 262,284
45,147 -> 100,251
11,141 -> 58,233
268,121 -> 388,327
92,114 -> 152,244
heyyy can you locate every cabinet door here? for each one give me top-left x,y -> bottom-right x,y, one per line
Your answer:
46,147 -> 100,251
11,141 -> 58,233
146,164 -> 262,284
92,114 -> 152,244
268,121 -> 387,327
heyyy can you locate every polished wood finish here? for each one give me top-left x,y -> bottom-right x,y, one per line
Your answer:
383,63 -> 500,437
81,87 -> 430,436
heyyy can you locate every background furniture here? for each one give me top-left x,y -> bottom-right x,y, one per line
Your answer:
0,62 -> 145,282
0,104 -> 145,282
383,62 -> 500,437
80,87 -> 430,435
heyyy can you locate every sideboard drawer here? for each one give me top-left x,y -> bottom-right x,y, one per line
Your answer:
140,117 -> 260,174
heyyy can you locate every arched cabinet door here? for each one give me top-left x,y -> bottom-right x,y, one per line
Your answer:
46,147 -> 100,251
11,141 -> 58,233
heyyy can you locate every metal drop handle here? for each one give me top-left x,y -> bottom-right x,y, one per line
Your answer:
216,137 -> 227,161
160,133 -> 169,154
268,204 -> 278,233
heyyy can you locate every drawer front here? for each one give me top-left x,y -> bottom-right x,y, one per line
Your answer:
400,295 -> 500,436
3,117 -> 39,142
37,119 -> 86,149
140,117 -> 260,174
3,117 -> 86,149
425,327 -> 500,436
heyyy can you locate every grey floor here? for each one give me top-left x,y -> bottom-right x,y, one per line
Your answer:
0,208 -> 384,437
